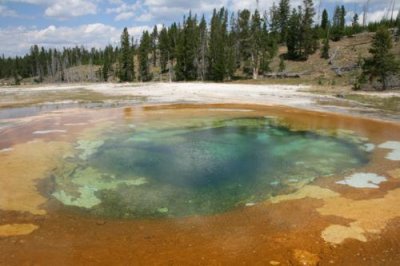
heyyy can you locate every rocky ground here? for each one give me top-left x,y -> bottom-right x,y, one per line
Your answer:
1,82 -> 399,122
0,84 -> 400,265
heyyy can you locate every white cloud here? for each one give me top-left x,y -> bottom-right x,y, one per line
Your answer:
128,24 -> 158,36
144,0 -> 227,10
108,0 -> 124,4
4,0 -> 98,18
44,0 -> 97,18
136,12 -> 153,22
0,4 -> 18,17
107,0 -> 308,23
326,0 -> 391,4
144,0 -> 228,17
325,0 -> 400,19
3,0 -> 51,3
0,23 -> 155,56
1,0 -> 399,57
108,0 -> 229,22
115,11 -> 135,21
106,1 -> 143,21
230,0 -> 270,11
360,8 -> 399,24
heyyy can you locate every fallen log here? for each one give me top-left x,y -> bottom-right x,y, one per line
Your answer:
264,72 -> 302,78
331,64 -> 360,76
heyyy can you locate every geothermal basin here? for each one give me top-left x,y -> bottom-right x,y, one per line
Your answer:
1,89 -> 400,265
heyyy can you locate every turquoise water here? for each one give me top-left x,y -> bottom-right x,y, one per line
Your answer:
52,117 -> 369,218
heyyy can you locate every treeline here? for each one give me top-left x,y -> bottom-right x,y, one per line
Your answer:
0,45 -> 119,83
120,8 -> 279,82
356,27 -> 400,90
119,1 -> 399,82
1,0 -> 399,84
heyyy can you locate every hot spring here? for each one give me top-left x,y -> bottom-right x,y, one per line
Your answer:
51,112 -> 370,218
3,102 -> 400,264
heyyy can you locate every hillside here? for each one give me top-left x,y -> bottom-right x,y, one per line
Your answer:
1,31 -> 399,88
238,31 -> 400,88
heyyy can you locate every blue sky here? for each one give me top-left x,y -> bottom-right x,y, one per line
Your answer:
0,0 -> 398,57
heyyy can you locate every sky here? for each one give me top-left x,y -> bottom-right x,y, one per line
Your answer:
0,0 -> 398,57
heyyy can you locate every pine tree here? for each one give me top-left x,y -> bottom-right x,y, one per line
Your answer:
0,56 -> 3,78
39,47 -> 46,81
168,23 -> 178,61
158,26 -> 170,73
151,26 -> 158,67
302,0 -> 316,58
321,36 -> 330,59
260,18 -> 277,74
278,0 -> 290,44
30,45 -> 41,81
198,15 -> 208,80
286,0 -> 317,61
269,3 -> 280,39
138,31 -> 152,82
321,9 -> 329,31
331,6 -> 345,41
278,57 -> 286,72
184,14 -> 199,81
396,12 -> 400,40
340,6 -> 346,31
175,23 -> 185,81
361,27 -> 399,90
175,13 -> 199,81
352,13 -> 360,34
102,45 -> 113,81
225,31 -> 236,79
119,27 -> 134,82
208,8 -> 228,81
238,9 -> 252,76
250,10 -> 263,79
287,8 -> 301,59
226,12 -> 238,79
13,70 -> 20,85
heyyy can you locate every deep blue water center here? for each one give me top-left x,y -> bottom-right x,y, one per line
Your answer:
53,117 -> 369,218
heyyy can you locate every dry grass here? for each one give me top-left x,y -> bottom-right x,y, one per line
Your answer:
268,32 -> 399,87
345,94 -> 400,112
0,88 -> 145,109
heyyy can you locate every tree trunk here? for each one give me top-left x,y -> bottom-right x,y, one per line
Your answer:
253,68 -> 258,80
251,52 -> 259,80
381,75 -> 387,91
